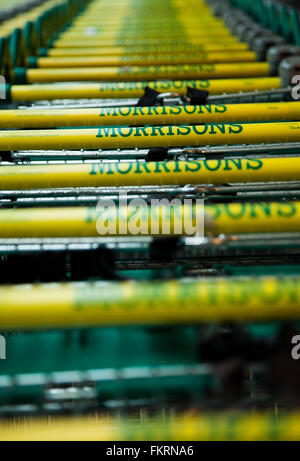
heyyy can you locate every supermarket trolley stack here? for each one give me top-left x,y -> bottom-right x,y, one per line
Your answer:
1,0 -> 300,441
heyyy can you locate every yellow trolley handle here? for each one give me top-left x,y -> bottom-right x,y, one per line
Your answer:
0,157 -> 299,190
0,121 -> 298,150
0,202 -> 299,237
13,62 -> 270,84
45,42 -> 250,57
1,101 -> 299,128
7,77 -> 281,101
28,51 -> 257,68
51,36 -> 242,48
0,276 -> 300,330
0,412 -> 299,441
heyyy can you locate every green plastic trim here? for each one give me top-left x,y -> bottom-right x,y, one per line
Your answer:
3,83 -> 11,102
290,9 -> 300,46
27,56 -> 38,68
279,4 -> 292,42
230,0 -> 300,47
9,29 -> 20,67
269,3 -> 281,34
38,47 -> 48,57
13,67 -> 27,84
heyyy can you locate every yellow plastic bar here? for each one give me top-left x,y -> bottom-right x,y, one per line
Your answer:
59,31 -> 237,45
9,77 -> 281,101
69,15 -> 227,24
61,22 -> 233,31
67,20 -> 227,29
67,18 -> 227,26
19,62 -> 271,83
3,102 -> 300,129
69,12 -> 226,21
0,121 -> 297,150
51,31 -> 245,43
59,20 -> 230,31
0,157 -> 297,190
67,18 -> 227,28
71,16 -> 225,22
1,412 -> 300,441
58,30 -> 236,40
46,43 -> 250,56
65,24 -> 231,34
70,19 -> 227,27
1,275 -> 300,330
0,202 -> 299,238
52,36 -> 242,47
33,51 -> 257,68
